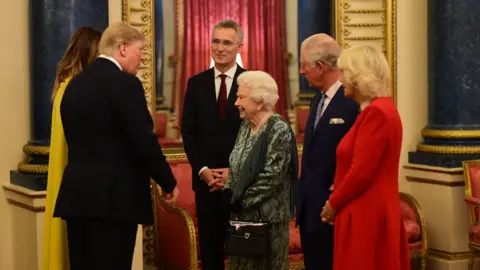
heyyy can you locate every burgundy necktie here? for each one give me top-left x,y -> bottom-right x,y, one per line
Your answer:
218,74 -> 227,118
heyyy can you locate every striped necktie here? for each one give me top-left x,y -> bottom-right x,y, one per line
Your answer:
314,93 -> 327,129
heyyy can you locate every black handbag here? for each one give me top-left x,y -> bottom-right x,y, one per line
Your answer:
224,219 -> 271,257
223,119 -> 276,258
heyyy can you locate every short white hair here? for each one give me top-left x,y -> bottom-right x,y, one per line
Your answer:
237,71 -> 279,111
337,44 -> 390,100
301,33 -> 340,67
99,22 -> 146,56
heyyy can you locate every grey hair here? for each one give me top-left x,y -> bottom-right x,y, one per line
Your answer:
237,71 -> 279,111
301,33 -> 341,67
212,20 -> 244,43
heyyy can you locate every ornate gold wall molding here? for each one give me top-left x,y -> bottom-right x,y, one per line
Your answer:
422,128 -> 480,139
122,2 -> 157,268
335,0 -> 397,103
122,0 -> 156,114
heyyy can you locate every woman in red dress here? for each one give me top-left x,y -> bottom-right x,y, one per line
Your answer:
321,44 -> 410,270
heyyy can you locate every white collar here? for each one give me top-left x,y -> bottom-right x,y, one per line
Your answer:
214,64 -> 238,78
98,54 -> 122,70
323,80 -> 342,99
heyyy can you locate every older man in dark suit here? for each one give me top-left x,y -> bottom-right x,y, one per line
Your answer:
54,22 -> 179,270
181,20 -> 246,270
296,33 -> 359,269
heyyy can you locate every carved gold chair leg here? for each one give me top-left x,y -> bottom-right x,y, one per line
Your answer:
421,255 -> 426,270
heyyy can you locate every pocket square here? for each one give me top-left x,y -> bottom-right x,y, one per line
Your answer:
329,118 -> 345,124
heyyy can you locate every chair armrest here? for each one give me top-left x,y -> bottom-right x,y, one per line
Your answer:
154,189 -> 197,270
465,196 -> 480,206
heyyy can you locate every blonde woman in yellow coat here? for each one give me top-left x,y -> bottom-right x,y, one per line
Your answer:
42,27 -> 101,270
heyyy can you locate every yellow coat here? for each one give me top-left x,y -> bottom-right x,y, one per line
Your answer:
42,77 -> 71,270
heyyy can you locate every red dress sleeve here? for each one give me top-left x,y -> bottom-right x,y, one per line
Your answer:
329,106 -> 387,211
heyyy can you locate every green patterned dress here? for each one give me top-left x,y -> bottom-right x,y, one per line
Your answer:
225,113 -> 292,270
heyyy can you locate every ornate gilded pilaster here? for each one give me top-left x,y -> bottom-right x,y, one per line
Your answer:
335,0 -> 397,103
154,0 -> 168,112
409,0 -> 480,167
10,0 -> 108,190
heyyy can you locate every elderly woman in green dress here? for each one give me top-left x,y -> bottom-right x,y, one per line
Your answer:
222,70 -> 298,270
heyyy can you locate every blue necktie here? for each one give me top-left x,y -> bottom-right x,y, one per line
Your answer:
314,93 -> 327,129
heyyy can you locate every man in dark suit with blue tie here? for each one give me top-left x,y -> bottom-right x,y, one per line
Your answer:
296,34 -> 359,269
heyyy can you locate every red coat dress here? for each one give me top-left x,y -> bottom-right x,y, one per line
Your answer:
328,97 -> 410,270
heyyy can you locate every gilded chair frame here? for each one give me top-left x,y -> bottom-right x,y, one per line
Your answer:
399,192 -> 427,270
335,0 -> 397,103
151,148 -> 197,269
463,160 -> 480,225
153,183 -> 198,269
462,160 -> 480,270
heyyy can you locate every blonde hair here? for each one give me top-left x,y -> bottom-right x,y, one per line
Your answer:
337,44 -> 390,100
99,22 -> 146,56
52,27 -> 102,100
237,71 -> 279,111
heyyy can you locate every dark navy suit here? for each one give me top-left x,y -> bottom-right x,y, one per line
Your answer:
296,86 -> 359,269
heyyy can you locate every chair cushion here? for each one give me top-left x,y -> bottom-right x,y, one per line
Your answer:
400,196 -> 422,244
400,200 -> 418,222
409,241 -> 424,253
170,162 -> 197,220
469,165 -> 480,199
295,106 -> 309,134
470,225 -> 480,243
403,219 -> 421,243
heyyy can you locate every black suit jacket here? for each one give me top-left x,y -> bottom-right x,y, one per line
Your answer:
181,66 -> 246,192
296,87 -> 359,233
54,58 -> 176,225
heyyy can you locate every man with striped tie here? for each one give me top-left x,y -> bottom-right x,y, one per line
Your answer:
295,33 -> 359,269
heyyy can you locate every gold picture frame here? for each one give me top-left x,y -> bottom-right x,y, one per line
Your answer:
335,0 -> 397,103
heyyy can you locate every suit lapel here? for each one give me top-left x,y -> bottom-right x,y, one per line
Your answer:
205,68 -> 217,106
312,87 -> 345,137
226,67 -> 245,117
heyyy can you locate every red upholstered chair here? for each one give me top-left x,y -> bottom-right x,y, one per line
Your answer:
152,148 -> 305,269
154,111 -> 183,148
462,160 -> 480,270
400,192 -> 427,270
155,111 -> 168,139
295,105 -> 310,143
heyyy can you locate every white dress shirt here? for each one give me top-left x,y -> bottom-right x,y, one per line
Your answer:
213,64 -> 238,99
98,54 -> 122,70
319,80 -> 342,117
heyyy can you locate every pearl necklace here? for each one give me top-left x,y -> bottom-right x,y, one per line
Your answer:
251,112 -> 273,134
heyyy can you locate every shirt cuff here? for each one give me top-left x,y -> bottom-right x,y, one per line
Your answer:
199,166 -> 209,177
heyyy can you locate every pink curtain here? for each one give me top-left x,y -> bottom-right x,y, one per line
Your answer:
173,0 -> 289,127
243,0 -> 288,119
